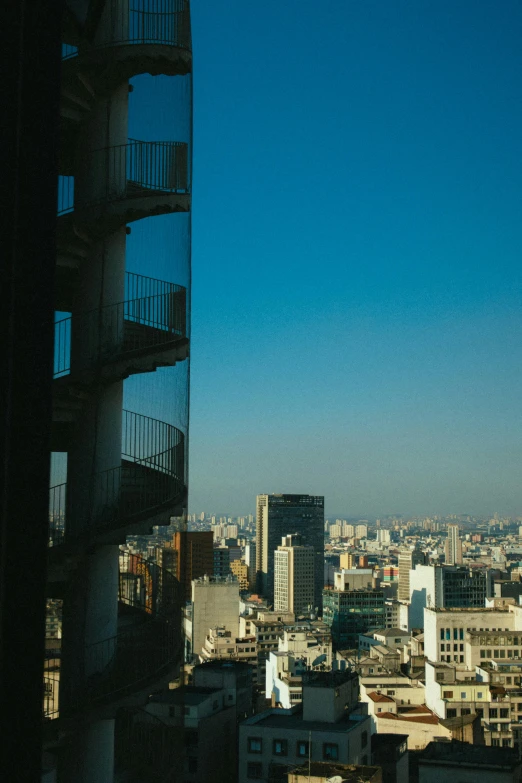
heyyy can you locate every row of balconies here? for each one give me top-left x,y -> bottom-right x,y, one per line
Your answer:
45,1 -> 193,756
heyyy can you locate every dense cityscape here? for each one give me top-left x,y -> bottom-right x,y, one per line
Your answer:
45,501 -> 522,781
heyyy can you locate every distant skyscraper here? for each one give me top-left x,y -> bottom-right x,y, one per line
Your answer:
445,524 -> 463,565
256,494 -> 324,610
173,531 -> 214,602
274,534 -> 315,615
355,524 -> 368,539
398,547 -> 427,602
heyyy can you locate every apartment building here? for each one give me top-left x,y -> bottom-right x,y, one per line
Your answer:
239,671 -> 371,783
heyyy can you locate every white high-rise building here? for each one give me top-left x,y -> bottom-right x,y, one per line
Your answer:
342,523 -> 355,538
355,524 -> 368,539
445,524 -> 463,565
274,535 -> 315,616
376,529 -> 391,545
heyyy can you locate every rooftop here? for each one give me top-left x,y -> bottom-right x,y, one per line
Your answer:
419,740 -> 520,769
377,712 -> 440,725
427,607 -> 510,613
289,762 -> 381,782
374,628 -> 408,637
368,692 -> 395,703
242,706 -> 368,734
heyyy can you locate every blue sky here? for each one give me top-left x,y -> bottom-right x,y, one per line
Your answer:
187,0 -> 522,517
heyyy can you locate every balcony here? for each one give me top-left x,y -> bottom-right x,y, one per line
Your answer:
57,140 -> 189,254
60,0 -> 191,119
52,273 -> 188,393
48,410 -> 185,549
44,554 -> 182,722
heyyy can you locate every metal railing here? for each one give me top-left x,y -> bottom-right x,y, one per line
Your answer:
53,317 -> 72,377
52,272 -> 186,379
51,559 -> 181,712
59,140 -> 188,215
115,706 -> 182,783
49,483 -> 67,546
62,0 -> 190,58
48,411 -> 184,545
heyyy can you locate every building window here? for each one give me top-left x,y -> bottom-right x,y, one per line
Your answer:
503,739 -> 511,747
248,738 -> 262,754
440,629 -> 445,640
447,709 -> 457,718
476,708 -> 484,717
297,741 -> 309,757
443,691 -> 454,699
500,709 -> 509,719
247,762 -> 263,779
492,739 -> 500,747
477,693 -> 483,699
273,739 -> 287,756
459,655 -> 464,663
461,708 -> 471,715
453,629 -> 458,640
460,629 -> 464,640
386,691 -> 395,696
480,650 -> 486,659
461,693 -> 467,699
490,709 -> 498,719
323,743 -> 339,761
362,731 -> 368,748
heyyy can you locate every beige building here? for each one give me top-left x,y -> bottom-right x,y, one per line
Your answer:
230,559 -> 249,591
190,575 -> 240,661
200,627 -> 257,668
445,524 -> 463,565
340,552 -> 357,570
274,534 -> 315,615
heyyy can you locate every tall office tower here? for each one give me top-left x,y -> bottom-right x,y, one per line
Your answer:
409,564 -> 493,627
274,534 -> 315,615
44,4 -> 192,781
445,523 -> 463,565
355,524 -> 368,539
398,546 -> 427,602
172,531 -> 214,602
256,494 -> 325,611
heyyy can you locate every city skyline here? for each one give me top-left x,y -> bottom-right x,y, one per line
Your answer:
188,0 -> 522,516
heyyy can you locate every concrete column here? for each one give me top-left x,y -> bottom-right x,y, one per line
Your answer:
58,719 -> 115,783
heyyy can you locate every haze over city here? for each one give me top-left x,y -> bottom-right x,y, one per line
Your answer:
188,0 -> 522,517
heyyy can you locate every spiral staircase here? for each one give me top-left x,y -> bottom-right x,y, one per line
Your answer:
44,2 -> 192,780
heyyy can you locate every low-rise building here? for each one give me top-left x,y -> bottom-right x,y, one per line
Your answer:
239,671 -> 371,783
265,628 -> 333,709
200,627 -> 258,669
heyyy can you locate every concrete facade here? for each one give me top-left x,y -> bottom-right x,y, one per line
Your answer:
191,576 -> 239,661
